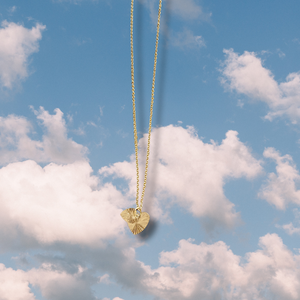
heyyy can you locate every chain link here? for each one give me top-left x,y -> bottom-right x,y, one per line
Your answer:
130,0 -> 162,212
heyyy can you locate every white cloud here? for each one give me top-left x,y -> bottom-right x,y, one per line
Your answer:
34,107 -> 88,163
139,233 -> 300,300
0,263 -> 96,300
171,28 -> 205,49
221,48 -> 300,123
0,21 -> 45,89
258,147 -> 300,210
0,107 -> 87,165
280,223 -> 300,235
100,125 -> 262,232
1,233 -> 300,300
0,264 -> 35,300
277,208 -> 300,235
0,159 -> 127,248
0,241 -> 152,299
0,107 -> 126,249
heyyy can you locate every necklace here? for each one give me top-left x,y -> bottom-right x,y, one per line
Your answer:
121,0 -> 162,235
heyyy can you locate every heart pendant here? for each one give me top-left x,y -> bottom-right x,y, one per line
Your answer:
121,208 -> 150,235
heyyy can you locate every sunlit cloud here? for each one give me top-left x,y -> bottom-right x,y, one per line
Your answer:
140,233 -> 300,300
0,21 -> 45,89
221,48 -> 300,123
259,147 -> 300,210
0,108 -> 127,250
1,233 -> 299,300
100,125 -> 263,232
0,107 -> 87,165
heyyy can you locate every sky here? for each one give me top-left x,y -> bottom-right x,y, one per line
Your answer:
0,0 -> 300,299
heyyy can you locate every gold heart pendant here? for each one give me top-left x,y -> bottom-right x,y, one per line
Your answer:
121,208 -> 150,235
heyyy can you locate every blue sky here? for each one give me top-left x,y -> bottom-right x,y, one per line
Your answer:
0,0 -> 300,299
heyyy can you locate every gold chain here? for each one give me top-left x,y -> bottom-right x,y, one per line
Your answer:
130,0 -> 162,212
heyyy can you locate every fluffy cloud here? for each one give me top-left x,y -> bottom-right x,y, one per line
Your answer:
0,159 -> 126,249
0,108 -> 127,249
281,223 -> 300,235
28,264 -> 96,300
258,147 -> 300,210
139,233 -> 300,300
0,263 -> 96,300
100,125 -> 262,231
0,242 -> 151,299
0,264 -> 35,300
0,107 -> 87,165
2,232 -> 299,300
0,21 -> 45,89
221,48 -> 300,123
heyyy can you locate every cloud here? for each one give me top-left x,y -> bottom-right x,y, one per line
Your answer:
0,159 -> 127,249
0,247 -> 130,300
0,21 -> 45,89
258,147 -> 300,210
28,264 -> 97,300
280,223 -> 300,235
277,208 -> 300,235
2,231 -> 299,299
26,233 -> 298,300
221,48 -> 300,123
33,107 -> 88,163
0,107 -> 87,165
276,48 -> 286,58
138,233 -> 300,300
171,28 -> 205,49
33,243 -> 150,295
0,107 -> 128,249
140,0 -> 211,26
100,125 -> 262,232
0,263 -> 35,300
0,263 -> 97,300
166,0 -> 211,21
8,6 -> 17,13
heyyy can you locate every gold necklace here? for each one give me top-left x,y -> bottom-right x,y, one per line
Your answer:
121,0 -> 162,235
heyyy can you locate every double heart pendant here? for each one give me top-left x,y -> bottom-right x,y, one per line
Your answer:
121,208 -> 150,235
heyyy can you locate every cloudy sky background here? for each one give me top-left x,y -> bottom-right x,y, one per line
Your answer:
0,0 -> 300,299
